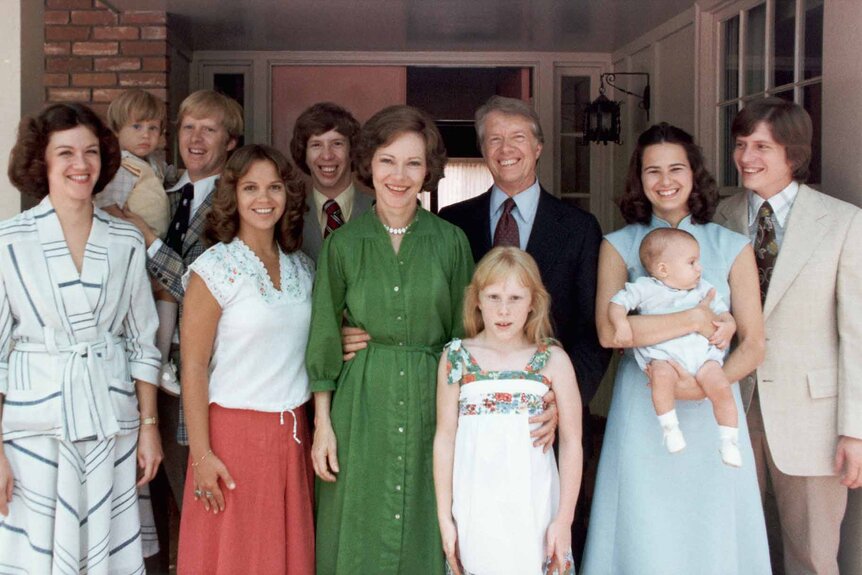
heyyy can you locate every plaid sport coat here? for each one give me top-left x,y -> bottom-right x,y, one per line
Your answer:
146,182 -> 216,444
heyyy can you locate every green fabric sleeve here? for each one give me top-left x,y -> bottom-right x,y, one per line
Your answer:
306,235 -> 347,392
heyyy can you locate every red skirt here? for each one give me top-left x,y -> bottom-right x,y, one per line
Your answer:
178,403 -> 315,574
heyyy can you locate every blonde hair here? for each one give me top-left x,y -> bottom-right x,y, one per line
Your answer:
106,88 -> 166,132
177,90 -> 244,140
463,247 -> 553,344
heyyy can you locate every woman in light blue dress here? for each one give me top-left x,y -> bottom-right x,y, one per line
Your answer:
581,124 -> 771,575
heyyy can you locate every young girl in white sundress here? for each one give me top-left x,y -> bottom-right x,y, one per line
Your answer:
434,247 -> 581,575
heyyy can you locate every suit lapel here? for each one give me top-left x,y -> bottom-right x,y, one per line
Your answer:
354,188 -> 373,216
525,189 -> 562,272
302,193 -> 323,258
474,189 -> 493,259
763,185 -> 829,319
715,191 -> 749,236
33,198 -> 101,340
78,209 -> 110,330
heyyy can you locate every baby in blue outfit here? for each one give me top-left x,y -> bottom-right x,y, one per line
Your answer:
609,228 -> 742,467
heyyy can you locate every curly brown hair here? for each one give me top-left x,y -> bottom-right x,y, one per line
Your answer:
289,102 -> 360,175
8,103 -> 121,200
354,105 -> 447,193
204,145 -> 307,254
618,123 -> 718,225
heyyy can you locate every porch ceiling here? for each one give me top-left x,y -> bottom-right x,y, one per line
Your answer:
105,0 -> 696,52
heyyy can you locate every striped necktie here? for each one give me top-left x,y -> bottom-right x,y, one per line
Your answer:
323,199 -> 345,238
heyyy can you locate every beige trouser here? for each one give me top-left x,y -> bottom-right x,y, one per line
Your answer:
748,390 -> 847,575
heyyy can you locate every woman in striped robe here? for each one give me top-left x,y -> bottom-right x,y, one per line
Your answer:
0,103 -> 163,574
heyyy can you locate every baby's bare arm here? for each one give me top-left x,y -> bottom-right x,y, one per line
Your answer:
608,302 -> 634,347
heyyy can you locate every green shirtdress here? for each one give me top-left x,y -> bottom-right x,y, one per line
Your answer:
306,208 -> 474,574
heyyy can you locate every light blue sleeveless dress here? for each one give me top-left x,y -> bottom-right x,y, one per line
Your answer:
581,215 -> 771,575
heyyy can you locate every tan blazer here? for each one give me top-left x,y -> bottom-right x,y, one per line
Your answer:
714,184 -> 862,476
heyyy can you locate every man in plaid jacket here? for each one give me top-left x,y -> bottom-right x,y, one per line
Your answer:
122,90 -> 243,556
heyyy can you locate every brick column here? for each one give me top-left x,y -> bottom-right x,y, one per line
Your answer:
43,0 -> 168,119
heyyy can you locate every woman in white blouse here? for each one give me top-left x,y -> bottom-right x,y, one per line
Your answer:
177,145 -> 315,574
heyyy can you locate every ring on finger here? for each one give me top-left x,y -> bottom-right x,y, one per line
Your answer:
194,488 -> 203,498
205,491 -> 213,498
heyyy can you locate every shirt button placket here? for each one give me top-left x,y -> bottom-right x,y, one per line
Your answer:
392,267 -> 408,529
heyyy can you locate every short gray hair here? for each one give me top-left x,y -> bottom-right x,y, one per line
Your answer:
475,95 -> 544,146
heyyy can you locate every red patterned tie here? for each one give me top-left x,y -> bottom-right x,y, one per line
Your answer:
323,199 -> 344,238
493,198 -> 520,248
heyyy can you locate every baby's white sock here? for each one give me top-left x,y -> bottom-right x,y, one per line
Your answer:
719,425 -> 742,467
658,410 -> 686,453
657,410 -> 680,429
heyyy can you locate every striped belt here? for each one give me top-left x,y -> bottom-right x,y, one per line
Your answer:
15,328 -> 125,442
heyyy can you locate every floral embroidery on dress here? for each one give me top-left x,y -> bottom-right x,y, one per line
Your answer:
526,339 -> 554,374
459,391 -> 545,417
445,339 -> 466,386
445,337 -> 555,418
445,338 -> 552,387
183,240 -> 314,307
232,239 -> 313,304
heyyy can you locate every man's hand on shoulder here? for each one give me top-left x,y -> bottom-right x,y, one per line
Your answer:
116,207 -> 158,247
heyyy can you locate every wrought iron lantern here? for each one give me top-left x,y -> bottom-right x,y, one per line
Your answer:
584,72 -> 650,145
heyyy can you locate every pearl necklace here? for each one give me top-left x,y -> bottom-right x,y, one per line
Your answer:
375,207 -> 417,235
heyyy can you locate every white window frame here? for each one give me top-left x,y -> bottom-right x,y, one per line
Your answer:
554,66 -> 612,228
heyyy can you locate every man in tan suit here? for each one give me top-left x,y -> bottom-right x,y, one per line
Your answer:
714,98 -> 862,575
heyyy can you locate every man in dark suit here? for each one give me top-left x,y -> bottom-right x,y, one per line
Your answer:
439,96 -> 608,405
290,102 -> 373,263
438,95 -> 610,562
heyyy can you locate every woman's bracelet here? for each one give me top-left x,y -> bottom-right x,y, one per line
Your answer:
191,449 -> 214,468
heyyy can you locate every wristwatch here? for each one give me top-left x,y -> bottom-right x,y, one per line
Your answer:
141,416 -> 158,426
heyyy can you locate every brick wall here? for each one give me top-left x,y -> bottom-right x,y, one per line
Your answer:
43,0 -> 168,119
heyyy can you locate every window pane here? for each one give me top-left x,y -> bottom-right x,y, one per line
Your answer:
745,4 -> 767,95
803,83 -> 822,183
435,160 -> 494,211
723,15 -> 740,100
561,76 -> 590,133
773,0 -> 796,88
773,89 -> 794,102
560,135 -> 590,195
721,104 -> 739,187
804,0 -> 824,79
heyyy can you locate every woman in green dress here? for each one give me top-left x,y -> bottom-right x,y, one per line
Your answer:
306,105 -> 474,574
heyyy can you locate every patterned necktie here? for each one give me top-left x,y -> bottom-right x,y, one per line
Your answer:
493,198 -> 520,248
754,201 -> 779,304
323,199 -> 344,238
165,182 -> 195,254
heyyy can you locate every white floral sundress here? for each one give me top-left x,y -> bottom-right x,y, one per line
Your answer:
445,338 -> 575,575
